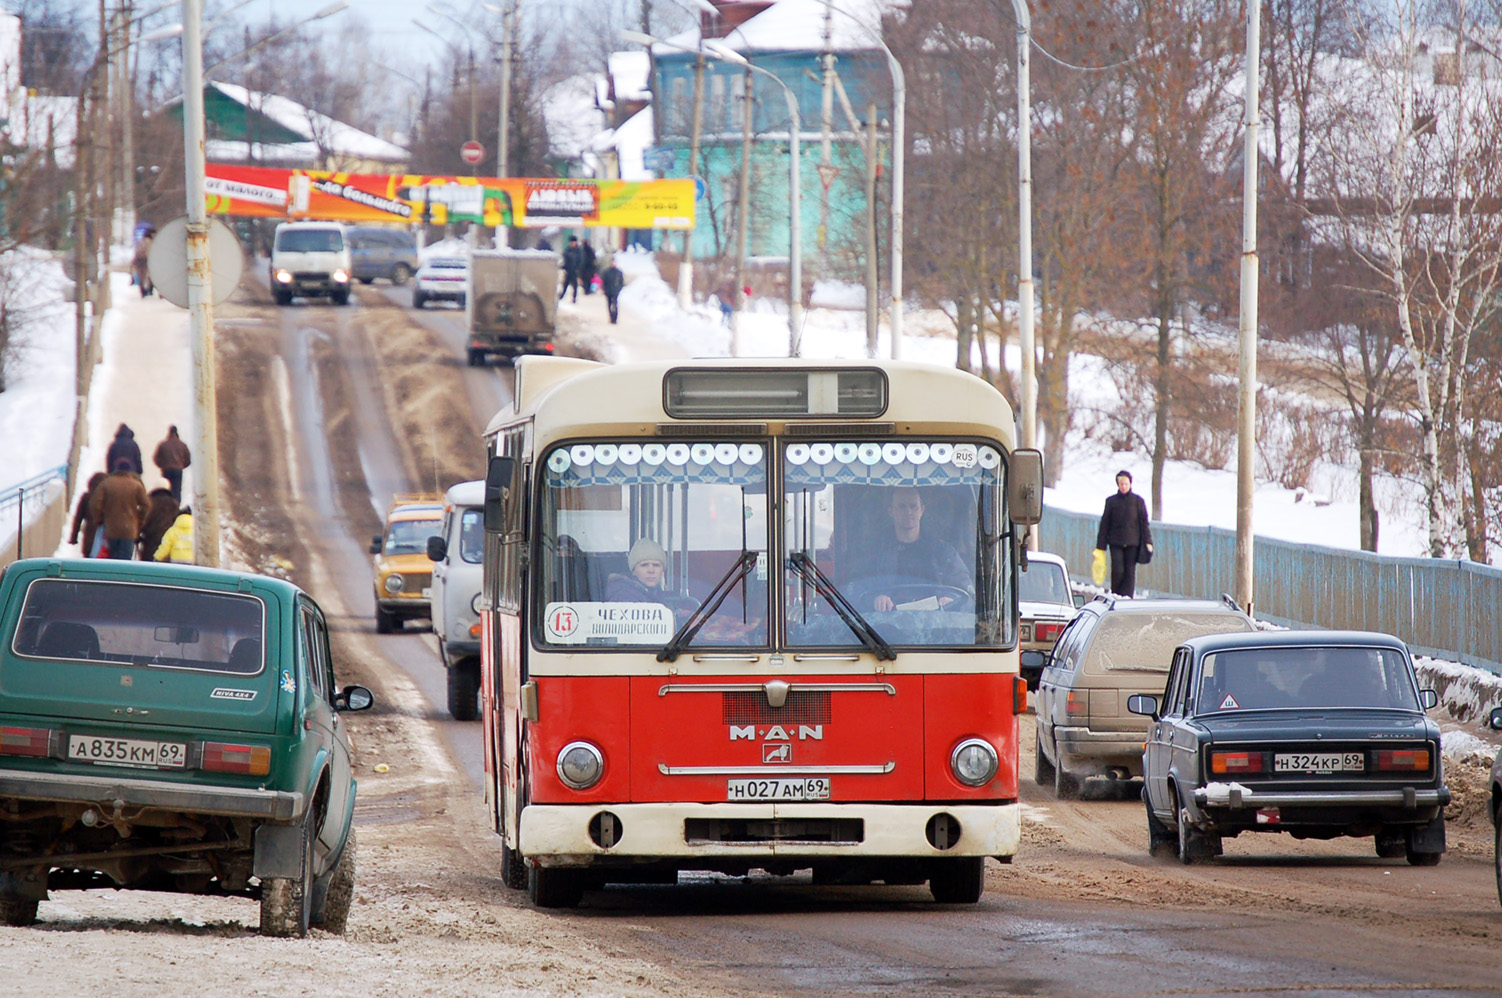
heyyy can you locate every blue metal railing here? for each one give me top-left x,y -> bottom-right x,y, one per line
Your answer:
1038,504 -> 1502,675
0,464 -> 69,561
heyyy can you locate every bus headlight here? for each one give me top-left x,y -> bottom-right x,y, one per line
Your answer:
556,741 -> 604,790
383,574 -> 403,594
470,593 -> 483,614
950,738 -> 998,787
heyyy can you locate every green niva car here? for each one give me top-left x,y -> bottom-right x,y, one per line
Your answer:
0,558 -> 373,936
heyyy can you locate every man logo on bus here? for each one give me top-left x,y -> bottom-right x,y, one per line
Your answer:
730,724 -> 824,741
546,604 -> 580,639
764,743 -> 792,764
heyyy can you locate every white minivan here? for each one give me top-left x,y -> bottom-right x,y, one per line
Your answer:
425,480 -> 485,720
270,221 -> 353,305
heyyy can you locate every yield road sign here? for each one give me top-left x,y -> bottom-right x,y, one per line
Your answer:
817,164 -> 840,191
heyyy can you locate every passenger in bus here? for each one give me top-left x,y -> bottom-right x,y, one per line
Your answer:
605,538 -> 699,615
851,487 -> 973,611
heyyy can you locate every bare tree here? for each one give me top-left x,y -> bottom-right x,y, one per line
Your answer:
1111,0 -> 1244,518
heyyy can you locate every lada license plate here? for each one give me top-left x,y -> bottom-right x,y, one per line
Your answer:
1274,751 -> 1364,774
727,778 -> 832,801
69,736 -> 187,769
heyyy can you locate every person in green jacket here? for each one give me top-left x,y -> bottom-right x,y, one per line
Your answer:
154,507 -> 194,564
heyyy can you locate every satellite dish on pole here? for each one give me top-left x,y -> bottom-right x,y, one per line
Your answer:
147,216 -> 245,308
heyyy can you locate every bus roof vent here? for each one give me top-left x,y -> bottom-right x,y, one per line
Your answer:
664,368 -> 887,419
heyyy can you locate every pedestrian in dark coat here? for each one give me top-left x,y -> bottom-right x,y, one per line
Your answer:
601,259 -> 625,324
559,236 -> 583,302
580,241 -> 598,294
1094,469 -> 1153,597
139,487 -> 181,561
106,424 -> 143,476
89,459 -> 149,560
152,425 -> 192,502
68,471 -> 108,557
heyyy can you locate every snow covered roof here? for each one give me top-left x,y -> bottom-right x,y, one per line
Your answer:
543,72 -> 607,163
662,0 -> 904,54
589,106 -> 656,181
608,51 -> 652,103
167,81 -> 408,164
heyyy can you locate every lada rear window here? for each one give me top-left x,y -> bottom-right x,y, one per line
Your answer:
1020,560 -> 1070,605
1086,612 -> 1253,673
1197,645 -> 1420,712
11,578 -> 266,675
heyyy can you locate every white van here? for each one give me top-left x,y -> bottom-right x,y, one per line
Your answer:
270,221 -> 353,305
425,479 -> 485,720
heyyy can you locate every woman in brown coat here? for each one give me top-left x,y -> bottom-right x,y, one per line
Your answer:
88,460 -> 149,560
68,472 -> 107,557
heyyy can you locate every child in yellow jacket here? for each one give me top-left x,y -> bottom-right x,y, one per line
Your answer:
154,508 -> 194,564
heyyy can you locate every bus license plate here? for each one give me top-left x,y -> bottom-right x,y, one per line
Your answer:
1273,752 -> 1364,774
68,736 -> 187,770
726,778 -> 832,801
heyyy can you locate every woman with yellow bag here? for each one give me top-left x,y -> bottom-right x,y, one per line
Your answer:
1093,470 -> 1152,596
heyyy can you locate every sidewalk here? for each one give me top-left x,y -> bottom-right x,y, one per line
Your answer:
556,267 -> 728,363
57,274 -> 195,556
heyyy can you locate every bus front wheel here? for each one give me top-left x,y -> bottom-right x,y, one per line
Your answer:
929,857 -> 985,904
529,864 -> 585,908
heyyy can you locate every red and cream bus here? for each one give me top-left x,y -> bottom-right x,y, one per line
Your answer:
479,357 -> 1043,907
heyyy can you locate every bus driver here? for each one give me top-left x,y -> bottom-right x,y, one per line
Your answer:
854,487 -> 973,611
606,538 -> 699,616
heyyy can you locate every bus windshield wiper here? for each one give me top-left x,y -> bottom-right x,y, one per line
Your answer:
787,551 -> 895,661
657,551 -> 759,663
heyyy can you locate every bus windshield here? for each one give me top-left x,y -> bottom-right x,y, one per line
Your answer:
537,441 -> 770,648
784,440 -> 1012,649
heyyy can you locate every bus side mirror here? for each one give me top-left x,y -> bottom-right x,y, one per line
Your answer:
484,455 -> 515,533
1008,448 -> 1043,526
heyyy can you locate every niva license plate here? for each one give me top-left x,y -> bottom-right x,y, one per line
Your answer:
69,736 -> 187,769
726,778 -> 832,801
1274,751 -> 1364,773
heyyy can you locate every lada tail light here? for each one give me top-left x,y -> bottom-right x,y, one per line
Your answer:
1210,750 -> 1266,774
202,742 -> 272,776
1374,748 -> 1430,772
0,726 -> 52,758
1034,622 -> 1065,643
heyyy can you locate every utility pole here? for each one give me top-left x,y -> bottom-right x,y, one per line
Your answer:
495,1 -> 512,247
864,104 -> 877,358
182,0 -> 221,567
113,2 -> 136,246
731,66 -> 753,357
818,6 -> 833,273
677,49 -> 705,308
1234,1 -> 1262,613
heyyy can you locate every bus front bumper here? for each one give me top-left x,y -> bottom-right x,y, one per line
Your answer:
519,801 -> 1019,867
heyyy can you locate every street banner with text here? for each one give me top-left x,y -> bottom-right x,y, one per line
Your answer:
203,163 -> 696,229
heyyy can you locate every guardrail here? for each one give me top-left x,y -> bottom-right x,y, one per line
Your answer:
0,464 -> 70,563
1038,505 -> 1502,676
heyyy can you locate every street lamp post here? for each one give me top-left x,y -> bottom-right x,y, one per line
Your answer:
1235,2 -> 1262,613
1009,0 -> 1036,459
180,0 -> 219,566
703,41 -> 804,355
628,30 -> 805,356
482,1 -> 516,248
810,0 -> 904,359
